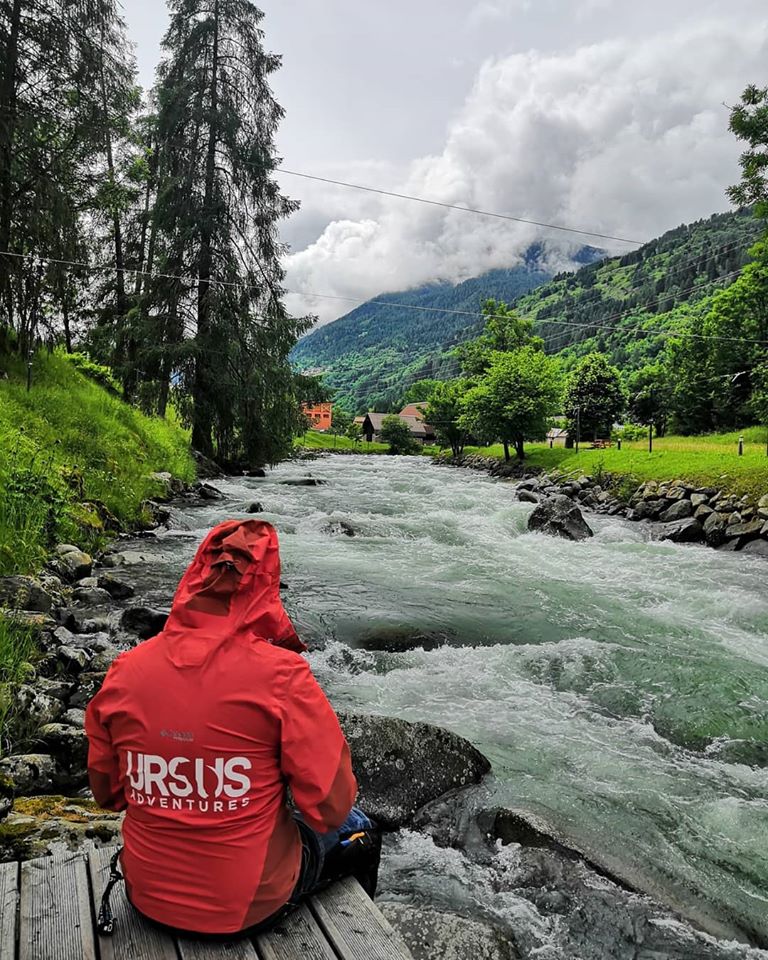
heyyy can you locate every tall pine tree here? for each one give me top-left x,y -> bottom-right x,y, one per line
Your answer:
149,0 -> 310,464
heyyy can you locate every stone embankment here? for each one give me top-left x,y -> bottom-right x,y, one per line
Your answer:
442,454 -> 768,556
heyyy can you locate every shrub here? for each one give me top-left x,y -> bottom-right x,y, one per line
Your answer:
380,415 -> 420,455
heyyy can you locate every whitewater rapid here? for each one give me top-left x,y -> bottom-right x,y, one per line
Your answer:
124,454 -> 768,951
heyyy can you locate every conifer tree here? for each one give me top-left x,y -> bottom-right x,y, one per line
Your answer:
150,0 -> 310,463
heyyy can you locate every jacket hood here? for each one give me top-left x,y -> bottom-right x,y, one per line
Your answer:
161,519 -> 305,667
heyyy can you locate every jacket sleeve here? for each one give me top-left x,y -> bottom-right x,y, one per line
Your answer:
85,664 -> 127,812
279,658 -> 357,833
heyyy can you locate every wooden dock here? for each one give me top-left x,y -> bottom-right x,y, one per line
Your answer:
0,847 -> 414,960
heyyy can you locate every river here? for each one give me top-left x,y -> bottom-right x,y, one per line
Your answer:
122,455 -> 768,954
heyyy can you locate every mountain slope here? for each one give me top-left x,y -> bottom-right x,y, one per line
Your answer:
517,209 -> 763,370
291,247 -> 586,411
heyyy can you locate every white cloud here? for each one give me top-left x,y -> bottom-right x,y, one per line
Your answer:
285,19 -> 768,327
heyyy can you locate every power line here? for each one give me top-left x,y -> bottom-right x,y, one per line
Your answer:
2,249 -> 765,347
272,168 -> 645,247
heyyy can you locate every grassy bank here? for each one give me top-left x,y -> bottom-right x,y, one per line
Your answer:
297,431 -> 389,453
0,349 -> 195,574
469,427 -> 768,499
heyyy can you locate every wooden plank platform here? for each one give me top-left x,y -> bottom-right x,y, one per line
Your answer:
0,848 -> 414,960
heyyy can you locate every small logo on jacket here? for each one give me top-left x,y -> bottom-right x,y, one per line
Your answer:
125,751 -> 252,814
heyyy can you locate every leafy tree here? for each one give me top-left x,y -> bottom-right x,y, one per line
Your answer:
424,380 -> 470,458
728,85 -> 768,218
328,408 -> 353,437
380,415 -> 419,455
402,379 -> 441,406
148,0 -> 310,463
563,353 -> 626,441
627,363 -> 671,437
457,299 -> 542,377
459,348 -> 561,461
750,360 -> 768,444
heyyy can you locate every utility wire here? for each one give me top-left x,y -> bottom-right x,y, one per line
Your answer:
2,251 -> 764,346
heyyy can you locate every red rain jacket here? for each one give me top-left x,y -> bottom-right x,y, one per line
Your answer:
85,519 -> 357,934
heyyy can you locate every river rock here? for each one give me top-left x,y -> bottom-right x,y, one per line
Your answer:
659,499 -> 694,522
758,494 -> 768,519
61,709 -> 86,728
0,755 -> 60,794
246,502 -> 264,514
72,585 -> 113,606
0,576 -> 53,613
694,504 -> 714,521
516,489 -> 539,504
528,496 -> 594,542
12,685 -> 64,727
703,512 -> 730,547
380,904 -> 519,960
58,645 -> 93,673
57,549 -> 93,583
195,482 -> 225,501
742,539 -> 768,558
67,672 -> 107,709
280,477 -> 327,487
724,519 -> 764,545
97,573 -> 135,600
38,724 -> 88,772
338,713 -> 491,828
654,518 -> 704,544
121,606 -> 169,639
357,627 -> 451,653
192,449 -> 225,479
323,520 -> 357,537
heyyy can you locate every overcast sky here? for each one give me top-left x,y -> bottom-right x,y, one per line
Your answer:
122,0 -> 768,324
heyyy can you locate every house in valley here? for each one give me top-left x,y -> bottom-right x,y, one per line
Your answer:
360,409 -> 436,444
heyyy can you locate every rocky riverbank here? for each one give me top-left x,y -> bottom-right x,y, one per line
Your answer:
439,453 -> 768,556
1,467 -> 767,959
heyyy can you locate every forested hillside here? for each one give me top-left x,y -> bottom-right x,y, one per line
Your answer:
517,209 -> 763,371
291,247 -> 599,411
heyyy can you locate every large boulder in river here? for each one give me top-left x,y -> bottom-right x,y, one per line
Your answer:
280,477 -> 327,487
654,517 -> 704,544
528,495 -> 594,542
380,904 -> 519,960
338,713 -> 491,828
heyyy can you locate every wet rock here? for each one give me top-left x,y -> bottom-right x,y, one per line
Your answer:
659,499 -> 694,522
516,489 -> 539,504
72,585 -> 113,606
0,576 -> 53,613
195,481 -> 224,501
97,573 -> 135,600
703,512 -> 730,547
380,903 -> 519,960
357,627 -> 451,653
0,754 -> 59,794
528,495 -> 594,542
724,519 -> 764,545
323,520 -> 357,537
67,672 -> 107,709
141,500 -> 172,527
57,549 -> 93,583
192,449 -> 225,479
246,502 -> 264,514
654,518 -> 704,544
121,606 -> 169,640
338,713 -> 491,828
280,477 -> 327,487
695,503 -> 715,521
742,539 -> 768,558
58,645 -> 93,674
247,467 -> 267,478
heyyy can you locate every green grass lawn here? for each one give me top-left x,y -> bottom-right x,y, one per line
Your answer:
297,431 -> 390,453
469,427 -> 768,499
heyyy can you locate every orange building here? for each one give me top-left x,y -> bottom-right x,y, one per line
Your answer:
302,402 -> 333,431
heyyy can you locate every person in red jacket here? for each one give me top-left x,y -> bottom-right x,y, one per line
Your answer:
85,518 -> 379,938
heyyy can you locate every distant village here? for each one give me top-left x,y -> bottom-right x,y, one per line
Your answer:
301,402 -> 573,447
